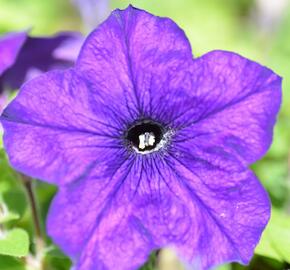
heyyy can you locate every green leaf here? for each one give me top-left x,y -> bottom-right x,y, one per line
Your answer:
216,264 -> 231,270
0,150 -> 20,195
45,246 -> 70,259
255,208 -> 290,263
0,228 -> 29,257
0,211 -> 20,224
0,202 -> 20,224
0,255 -> 25,270
0,150 -> 27,217
43,246 -> 72,270
140,252 -> 157,270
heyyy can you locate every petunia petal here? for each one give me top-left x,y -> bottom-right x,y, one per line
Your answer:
47,150 -> 185,269
51,147 -> 270,270
133,150 -> 270,269
76,5 -> 192,123
47,154 -> 132,255
171,50 -> 282,164
75,212 -> 152,270
47,155 -> 156,270
1,70 -> 123,185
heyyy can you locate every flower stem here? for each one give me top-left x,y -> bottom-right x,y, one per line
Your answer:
21,174 -> 45,270
22,176 -> 42,238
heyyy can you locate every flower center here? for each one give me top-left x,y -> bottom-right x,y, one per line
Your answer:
126,120 -> 164,153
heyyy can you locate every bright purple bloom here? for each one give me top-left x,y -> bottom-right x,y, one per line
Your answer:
1,6 -> 282,270
0,31 -> 83,111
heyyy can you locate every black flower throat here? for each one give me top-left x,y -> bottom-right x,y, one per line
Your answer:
126,119 -> 165,153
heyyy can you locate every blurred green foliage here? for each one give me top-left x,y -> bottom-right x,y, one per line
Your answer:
256,208 -> 290,263
0,0 -> 80,34
0,228 -> 29,257
0,0 -> 290,270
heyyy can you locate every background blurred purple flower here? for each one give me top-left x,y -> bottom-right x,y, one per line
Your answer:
1,5 -> 282,270
254,0 -> 289,34
72,0 -> 109,31
0,31 -> 83,112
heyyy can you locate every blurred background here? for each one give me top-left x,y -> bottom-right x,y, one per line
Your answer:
0,0 -> 290,269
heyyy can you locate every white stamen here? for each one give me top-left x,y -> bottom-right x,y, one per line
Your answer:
138,132 -> 155,149
133,129 -> 174,155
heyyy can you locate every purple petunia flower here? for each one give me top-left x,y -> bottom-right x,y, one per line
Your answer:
1,5 -> 282,270
0,31 -> 83,112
